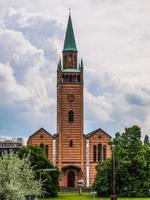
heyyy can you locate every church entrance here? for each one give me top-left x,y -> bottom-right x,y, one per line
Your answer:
61,165 -> 81,187
67,170 -> 75,187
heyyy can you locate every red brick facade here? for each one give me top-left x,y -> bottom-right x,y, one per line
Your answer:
27,14 -> 112,188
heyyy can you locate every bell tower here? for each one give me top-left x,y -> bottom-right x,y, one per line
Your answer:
57,13 -> 84,187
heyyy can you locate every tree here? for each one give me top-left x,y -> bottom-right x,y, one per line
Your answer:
0,151 -> 42,200
94,125 -> 150,197
18,145 -> 60,197
93,159 -> 112,196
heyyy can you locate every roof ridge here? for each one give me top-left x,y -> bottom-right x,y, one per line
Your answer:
28,128 -> 54,139
85,128 -> 112,138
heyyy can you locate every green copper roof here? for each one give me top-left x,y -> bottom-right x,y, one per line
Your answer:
63,14 -> 77,52
63,68 -> 80,73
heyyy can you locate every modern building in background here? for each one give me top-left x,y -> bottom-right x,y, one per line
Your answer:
28,13 -> 112,188
0,137 -> 23,155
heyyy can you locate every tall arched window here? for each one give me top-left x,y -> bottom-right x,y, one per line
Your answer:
77,75 -> 80,82
65,55 -> 67,62
69,55 -> 72,62
73,75 -> 76,82
69,140 -> 73,147
74,55 -> 77,62
69,75 -> 73,82
93,145 -> 97,162
68,111 -> 74,122
103,145 -> 106,160
45,145 -> 49,158
66,75 -> 69,82
98,144 -> 102,161
40,143 -> 44,152
62,74 -> 65,82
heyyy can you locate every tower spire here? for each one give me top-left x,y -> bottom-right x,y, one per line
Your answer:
63,12 -> 77,52
69,8 -> 71,16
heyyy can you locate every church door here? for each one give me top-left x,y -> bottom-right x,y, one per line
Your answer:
67,171 -> 75,187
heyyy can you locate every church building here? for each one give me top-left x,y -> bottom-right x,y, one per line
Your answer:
27,13 -> 112,188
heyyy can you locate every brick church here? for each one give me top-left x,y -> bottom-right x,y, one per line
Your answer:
27,13 -> 111,188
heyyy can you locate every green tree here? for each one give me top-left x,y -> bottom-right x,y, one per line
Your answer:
94,125 -> 150,197
18,145 -> 60,197
143,134 -> 150,195
93,159 -> 112,196
0,152 -> 42,200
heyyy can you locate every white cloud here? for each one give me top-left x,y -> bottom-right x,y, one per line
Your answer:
85,87 -> 113,122
0,7 -> 61,136
0,63 -> 31,104
0,1 -> 150,138
3,7 -> 64,61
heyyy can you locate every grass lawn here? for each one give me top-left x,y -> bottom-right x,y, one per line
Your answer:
41,192 -> 150,200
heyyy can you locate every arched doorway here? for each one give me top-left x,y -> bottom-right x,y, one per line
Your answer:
67,171 -> 75,187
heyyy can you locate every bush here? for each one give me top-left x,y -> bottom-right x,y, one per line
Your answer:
18,145 -> 60,197
0,152 -> 42,200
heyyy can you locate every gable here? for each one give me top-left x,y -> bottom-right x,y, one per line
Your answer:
28,128 -> 54,140
85,128 -> 111,139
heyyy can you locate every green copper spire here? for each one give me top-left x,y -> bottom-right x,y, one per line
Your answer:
63,13 -> 77,52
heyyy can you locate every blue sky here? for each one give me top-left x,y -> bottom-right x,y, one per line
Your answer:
0,0 -> 150,141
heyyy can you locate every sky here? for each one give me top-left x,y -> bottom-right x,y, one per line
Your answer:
0,0 -> 150,140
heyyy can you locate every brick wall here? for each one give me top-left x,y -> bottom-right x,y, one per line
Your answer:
27,128 -> 53,162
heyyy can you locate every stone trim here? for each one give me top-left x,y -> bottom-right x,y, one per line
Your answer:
86,139 -> 90,187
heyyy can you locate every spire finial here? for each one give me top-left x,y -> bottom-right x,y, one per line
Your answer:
69,8 -> 71,16
57,57 -> 62,69
81,58 -> 84,67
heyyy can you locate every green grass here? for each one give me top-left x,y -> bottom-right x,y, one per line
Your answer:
41,192 -> 150,200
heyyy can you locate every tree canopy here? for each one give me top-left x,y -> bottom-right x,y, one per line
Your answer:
94,125 -> 150,197
0,152 -> 42,200
18,145 -> 60,197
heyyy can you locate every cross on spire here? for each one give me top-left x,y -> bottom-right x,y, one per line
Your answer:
69,8 -> 71,15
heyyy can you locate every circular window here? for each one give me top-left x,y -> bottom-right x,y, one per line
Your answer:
68,94 -> 75,102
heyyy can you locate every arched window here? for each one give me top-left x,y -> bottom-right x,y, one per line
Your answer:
93,145 -> 97,162
65,55 -> 67,62
62,74 -> 65,82
66,75 -> 69,82
40,143 -> 44,152
74,55 -> 77,62
68,111 -> 74,122
103,145 -> 106,160
69,75 -> 73,82
77,75 -> 80,82
73,75 -> 76,82
69,55 -> 72,62
69,140 -> 73,147
45,145 -> 49,158
98,144 -> 102,161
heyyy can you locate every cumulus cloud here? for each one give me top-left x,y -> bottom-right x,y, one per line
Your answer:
85,87 -> 113,122
0,7 -> 63,136
126,93 -> 150,107
3,7 -> 64,61
0,28 -> 44,80
0,63 -> 31,104
0,1 -> 150,138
